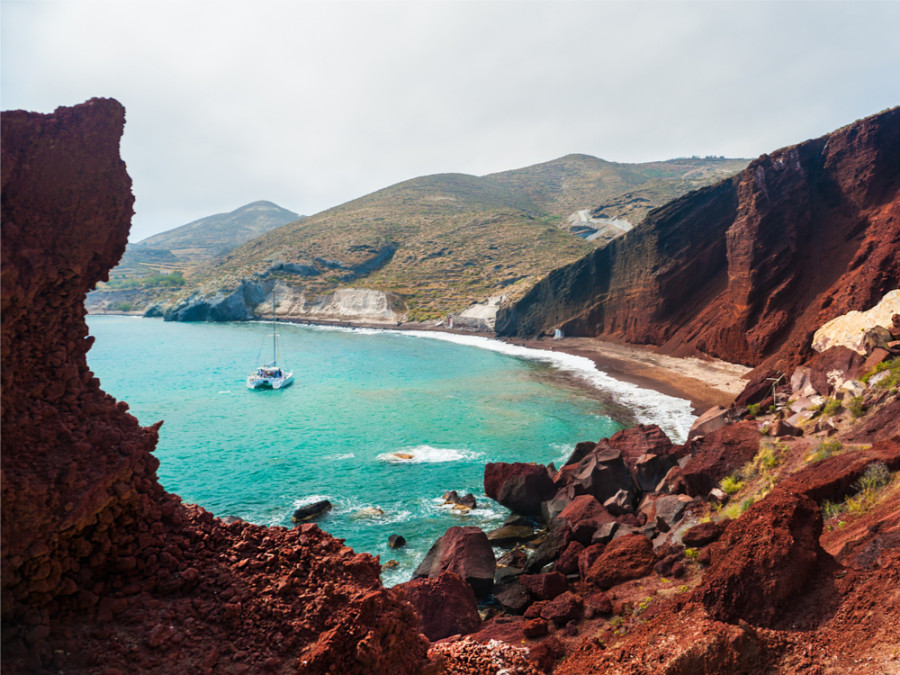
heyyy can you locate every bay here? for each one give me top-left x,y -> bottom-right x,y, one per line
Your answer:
85,316 -> 691,585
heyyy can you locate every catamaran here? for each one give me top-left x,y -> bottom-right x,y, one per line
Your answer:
247,295 -> 294,390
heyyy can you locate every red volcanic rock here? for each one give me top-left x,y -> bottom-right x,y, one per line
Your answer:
693,489 -> 824,626
688,405 -> 731,439
413,526 -> 496,597
585,533 -> 657,589
584,591 -> 613,617
607,424 -> 674,468
799,346 -> 865,396
577,543 -> 606,580
555,540 -> 585,576
484,462 -> 555,516
539,591 -> 583,625
519,571 -> 569,601
522,617 -> 549,639
778,437 -> 900,503
681,520 -> 728,548
497,107 -> 900,379
393,572 -> 481,641
1,101 -> 428,674
557,494 -> 615,543
681,422 -> 761,496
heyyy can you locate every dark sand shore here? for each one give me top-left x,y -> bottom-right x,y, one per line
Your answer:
514,336 -> 751,415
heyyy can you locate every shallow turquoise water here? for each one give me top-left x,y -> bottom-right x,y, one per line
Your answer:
86,317 -> 656,584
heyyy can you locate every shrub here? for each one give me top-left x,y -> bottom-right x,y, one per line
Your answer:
822,398 -> 842,416
848,396 -> 866,419
720,474 -> 744,495
683,548 -> 699,560
746,403 -> 762,418
809,439 -> 843,462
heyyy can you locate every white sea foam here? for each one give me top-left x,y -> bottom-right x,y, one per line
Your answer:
376,445 -> 484,464
397,331 -> 695,443
329,452 -> 355,461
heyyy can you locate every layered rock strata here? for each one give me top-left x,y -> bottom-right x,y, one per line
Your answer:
497,107 -> 900,377
1,100 -> 427,673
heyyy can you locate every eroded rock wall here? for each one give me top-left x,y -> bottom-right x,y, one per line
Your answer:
497,107 -> 900,375
1,100 -> 427,673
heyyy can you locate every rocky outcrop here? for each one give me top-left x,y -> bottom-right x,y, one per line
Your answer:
693,490 -> 825,626
812,288 -> 900,354
163,280 -> 407,324
1,100 -> 428,673
392,572 -> 481,641
497,107 -> 900,377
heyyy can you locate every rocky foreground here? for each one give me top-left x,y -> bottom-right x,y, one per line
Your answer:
3,99 -> 899,674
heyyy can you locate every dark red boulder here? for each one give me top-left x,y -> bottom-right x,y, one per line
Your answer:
519,571 -> 568,601
585,534 -> 658,589
681,520 -> 728,548
681,422 -> 761,496
692,489 -> 824,626
555,540 -> 585,576
413,526 -> 496,597
393,572 -> 481,641
557,495 -> 615,544
539,591 -> 583,625
607,424 -> 674,468
484,462 -> 555,516
577,543 -> 606,580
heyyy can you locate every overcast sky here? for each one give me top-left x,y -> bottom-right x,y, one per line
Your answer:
3,1 -> 899,242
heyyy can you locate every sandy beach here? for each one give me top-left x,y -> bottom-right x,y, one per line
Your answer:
513,336 -> 752,415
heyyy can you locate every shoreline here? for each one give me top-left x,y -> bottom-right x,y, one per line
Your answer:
90,311 -> 751,419
270,317 -> 751,417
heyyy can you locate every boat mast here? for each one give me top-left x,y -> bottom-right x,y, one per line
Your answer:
272,293 -> 277,364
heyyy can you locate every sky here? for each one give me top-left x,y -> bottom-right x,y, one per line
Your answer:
2,1 -> 899,243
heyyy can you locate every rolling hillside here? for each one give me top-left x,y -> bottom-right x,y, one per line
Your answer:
173,155 -> 748,322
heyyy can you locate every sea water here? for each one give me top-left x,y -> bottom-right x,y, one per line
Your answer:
86,316 -> 694,585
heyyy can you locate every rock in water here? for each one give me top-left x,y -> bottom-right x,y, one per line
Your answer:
292,500 -> 332,522
413,526 -> 496,598
388,534 -> 407,549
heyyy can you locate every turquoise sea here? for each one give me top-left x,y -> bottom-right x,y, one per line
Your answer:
86,316 -> 694,585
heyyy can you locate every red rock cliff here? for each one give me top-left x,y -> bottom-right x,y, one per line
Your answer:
1,100 -> 428,673
496,107 -> 900,375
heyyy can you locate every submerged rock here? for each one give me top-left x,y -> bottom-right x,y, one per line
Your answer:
292,500 -> 333,522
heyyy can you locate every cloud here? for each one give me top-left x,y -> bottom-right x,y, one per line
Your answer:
3,0 -> 899,241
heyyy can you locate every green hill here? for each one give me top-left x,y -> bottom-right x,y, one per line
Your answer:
105,201 -> 301,284
174,155 -> 748,322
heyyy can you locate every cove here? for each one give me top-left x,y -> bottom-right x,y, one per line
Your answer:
85,316 -> 692,584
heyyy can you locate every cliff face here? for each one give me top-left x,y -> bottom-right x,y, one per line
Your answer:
496,107 -> 900,375
1,100 -> 427,673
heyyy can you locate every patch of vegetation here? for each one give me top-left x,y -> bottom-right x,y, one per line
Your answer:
860,357 -> 899,385
808,439 -> 843,463
848,396 -> 867,419
108,301 -> 135,312
752,440 -> 789,473
719,473 -> 744,495
822,462 -> 893,521
105,270 -> 186,290
821,397 -> 843,416
633,597 -> 654,616
683,547 -> 699,560
746,402 -> 762,418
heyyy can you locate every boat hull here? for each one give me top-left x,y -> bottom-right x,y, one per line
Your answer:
247,372 -> 294,390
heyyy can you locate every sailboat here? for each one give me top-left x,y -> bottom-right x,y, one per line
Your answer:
247,294 -> 294,390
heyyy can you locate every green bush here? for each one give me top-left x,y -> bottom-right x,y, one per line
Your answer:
848,396 -> 866,419
809,439 -> 843,462
746,403 -> 762,418
822,398 -> 842,416
720,474 -> 744,495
